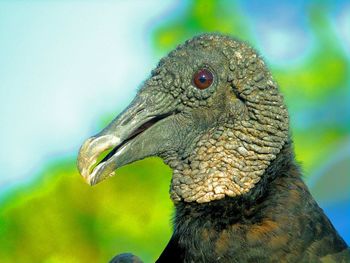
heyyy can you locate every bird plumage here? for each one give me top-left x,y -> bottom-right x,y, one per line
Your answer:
78,33 -> 349,263
157,141 -> 349,262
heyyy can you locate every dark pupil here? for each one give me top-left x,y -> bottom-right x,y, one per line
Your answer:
193,68 -> 213,89
199,75 -> 207,83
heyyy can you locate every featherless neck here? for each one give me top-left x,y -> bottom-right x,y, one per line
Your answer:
174,140 -> 297,219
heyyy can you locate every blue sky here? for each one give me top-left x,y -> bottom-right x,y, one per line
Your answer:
0,0 -> 174,193
0,0 -> 349,194
0,0 -> 349,244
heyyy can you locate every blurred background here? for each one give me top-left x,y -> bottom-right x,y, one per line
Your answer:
0,0 -> 349,262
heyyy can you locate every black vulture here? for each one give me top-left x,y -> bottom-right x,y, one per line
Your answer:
77,34 -> 349,262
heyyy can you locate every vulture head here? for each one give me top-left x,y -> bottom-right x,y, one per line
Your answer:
77,34 -> 289,203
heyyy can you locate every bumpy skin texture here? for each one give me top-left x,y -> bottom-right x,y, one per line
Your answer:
78,34 -> 349,262
157,35 -> 348,262
155,35 -> 289,203
158,141 -> 349,262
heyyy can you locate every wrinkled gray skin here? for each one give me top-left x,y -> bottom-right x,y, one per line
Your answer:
78,34 -> 289,204
77,34 -> 350,263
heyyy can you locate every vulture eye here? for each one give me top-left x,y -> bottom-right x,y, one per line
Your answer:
193,68 -> 213,90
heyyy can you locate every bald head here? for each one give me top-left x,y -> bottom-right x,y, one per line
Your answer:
78,33 -> 289,203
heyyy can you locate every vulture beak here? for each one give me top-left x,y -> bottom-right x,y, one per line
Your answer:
77,92 -> 176,185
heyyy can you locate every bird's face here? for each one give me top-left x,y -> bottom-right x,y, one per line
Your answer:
77,34 -> 289,203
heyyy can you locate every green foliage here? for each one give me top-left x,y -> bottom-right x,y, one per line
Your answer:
0,158 -> 173,262
152,0 -> 249,55
152,0 -> 349,174
1,1 -> 349,262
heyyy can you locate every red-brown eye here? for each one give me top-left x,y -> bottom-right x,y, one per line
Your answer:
193,68 -> 213,90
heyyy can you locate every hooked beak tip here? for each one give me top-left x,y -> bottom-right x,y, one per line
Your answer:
77,135 -> 120,186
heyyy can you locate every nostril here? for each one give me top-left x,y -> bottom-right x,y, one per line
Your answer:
121,107 -> 145,126
135,107 -> 145,115
121,116 -> 133,126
